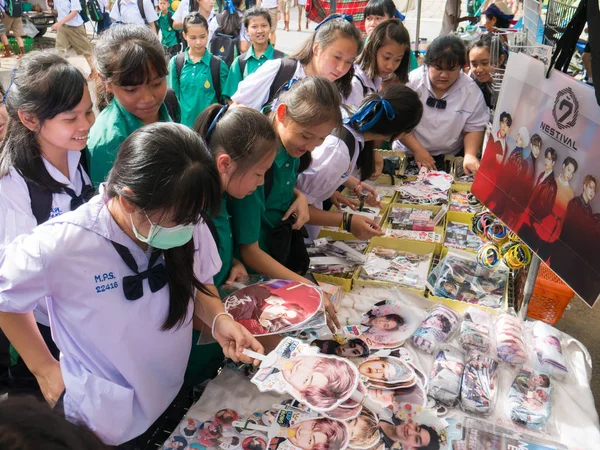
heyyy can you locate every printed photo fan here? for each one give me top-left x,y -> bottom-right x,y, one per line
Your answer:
358,300 -> 423,349
223,280 -> 323,336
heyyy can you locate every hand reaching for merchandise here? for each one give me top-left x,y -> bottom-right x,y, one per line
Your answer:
322,292 -> 341,332
463,154 -> 480,175
357,183 -> 382,208
330,191 -> 359,210
213,314 -> 264,365
225,258 -> 249,285
414,149 -> 437,171
349,215 -> 385,240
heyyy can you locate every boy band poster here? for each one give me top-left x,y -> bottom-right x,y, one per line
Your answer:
472,52 -> 600,306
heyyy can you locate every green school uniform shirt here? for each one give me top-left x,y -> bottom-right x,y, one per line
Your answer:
229,146 -> 299,254
212,194 -> 234,287
87,99 -> 172,187
158,11 -> 178,48
167,49 -> 229,128
223,44 -> 279,100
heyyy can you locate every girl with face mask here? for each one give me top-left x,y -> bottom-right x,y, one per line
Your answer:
0,123 -> 263,447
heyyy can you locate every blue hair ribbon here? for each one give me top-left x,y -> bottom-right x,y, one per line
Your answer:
394,9 -> 405,21
206,104 -> 229,141
315,13 -> 353,30
2,68 -> 16,105
225,0 -> 236,15
281,77 -> 300,93
343,98 -> 395,132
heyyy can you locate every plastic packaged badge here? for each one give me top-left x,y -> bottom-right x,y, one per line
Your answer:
411,305 -> 460,354
508,368 -> 552,431
496,313 -> 527,365
459,307 -> 494,354
460,353 -> 499,416
427,249 -> 508,309
223,280 -> 323,336
532,322 -> 569,379
428,346 -> 465,407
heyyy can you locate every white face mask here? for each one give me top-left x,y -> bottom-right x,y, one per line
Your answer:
130,212 -> 195,250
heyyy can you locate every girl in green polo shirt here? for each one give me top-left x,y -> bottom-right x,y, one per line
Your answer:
228,77 -> 342,284
223,7 -> 284,101
87,25 -> 174,186
167,13 -> 229,128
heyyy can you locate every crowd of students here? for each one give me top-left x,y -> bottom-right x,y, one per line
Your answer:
0,0 -> 494,446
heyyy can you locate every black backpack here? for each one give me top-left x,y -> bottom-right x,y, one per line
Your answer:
175,52 -> 223,104
117,0 -> 146,23
87,0 -> 103,22
209,14 -> 240,67
6,0 -> 22,18
262,58 -> 298,109
78,0 -> 89,22
237,48 -> 284,77
25,165 -> 96,225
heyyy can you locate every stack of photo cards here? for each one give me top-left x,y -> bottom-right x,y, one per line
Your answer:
358,246 -> 433,290
223,280 -> 324,336
383,206 -> 446,243
427,250 -> 508,309
395,170 -> 453,205
449,191 -> 483,214
307,239 -> 368,276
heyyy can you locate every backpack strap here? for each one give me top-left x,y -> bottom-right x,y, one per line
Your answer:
204,216 -> 220,248
273,49 -> 285,59
175,52 -> 185,79
137,0 -> 146,22
163,88 -> 180,122
265,58 -> 298,108
353,74 -> 369,97
25,180 -> 53,226
237,51 -> 248,76
340,126 -> 357,161
264,167 -> 274,201
210,55 -> 223,104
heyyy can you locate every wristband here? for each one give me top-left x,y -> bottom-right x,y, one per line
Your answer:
211,312 -> 234,339
347,213 -> 354,233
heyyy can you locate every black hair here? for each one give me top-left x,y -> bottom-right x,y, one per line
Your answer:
244,6 -> 272,28
438,315 -> 451,333
499,111 -> 512,126
291,15 -> 362,98
94,25 -> 168,111
218,0 -> 244,36
468,33 -> 508,69
274,76 -> 343,173
353,85 -> 423,180
545,147 -> 557,162
530,134 -> 542,148
106,123 -> 221,330
356,19 -> 411,83
0,52 -> 88,193
183,11 -> 209,33
364,0 -> 396,19
195,105 -> 277,178
0,396 -> 108,450
563,156 -> 578,173
485,12 -> 511,29
230,436 -> 240,446
348,338 -> 370,356
424,34 -> 467,70
420,424 -> 441,450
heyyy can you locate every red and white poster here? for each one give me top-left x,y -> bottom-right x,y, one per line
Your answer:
472,53 -> 600,306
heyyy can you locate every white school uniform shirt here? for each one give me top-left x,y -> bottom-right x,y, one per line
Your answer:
207,10 -> 250,45
0,151 -> 92,326
345,64 -> 382,108
55,0 -> 84,27
0,191 -> 221,445
231,59 -> 306,110
393,66 -> 489,156
172,0 -> 215,24
110,0 -> 158,24
97,0 -> 107,12
296,124 -> 363,241
260,0 -> 278,8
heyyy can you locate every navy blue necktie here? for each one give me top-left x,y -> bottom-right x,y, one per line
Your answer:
426,96 -> 447,110
110,242 -> 168,301
62,165 -> 96,210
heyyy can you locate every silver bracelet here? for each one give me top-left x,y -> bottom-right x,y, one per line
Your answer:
211,312 -> 234,339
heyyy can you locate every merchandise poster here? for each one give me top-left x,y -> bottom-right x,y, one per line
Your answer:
358,300 -> 424,349
471,52 -> 600,305
223,280 -> 323,336
250,337 -> 360,412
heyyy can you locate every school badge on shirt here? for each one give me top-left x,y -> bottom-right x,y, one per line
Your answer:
204,80 -> 211,89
